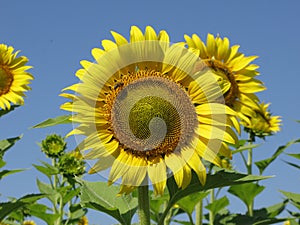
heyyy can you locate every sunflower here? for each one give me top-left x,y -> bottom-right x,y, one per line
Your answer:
23,221 -> 36,225
236,101 -> 281,137
78,216 -> 89,225
61,26 -> 237,195
184,34 -> 265,115
0,44 -> 33,110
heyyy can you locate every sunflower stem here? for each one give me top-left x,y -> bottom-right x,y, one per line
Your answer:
246,132 -> 255,217
195,200 -> 203,225
209,188 -> 215,225
138,185 -> 150,225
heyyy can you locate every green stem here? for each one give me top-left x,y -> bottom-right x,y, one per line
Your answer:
247,147 -> 253,175
187,213 -> 194,225
195,200 -> 203,225
246,132 -> 254,217
158,203 -> 172,225
209,189 -> 215,225
138,185 -> 150,225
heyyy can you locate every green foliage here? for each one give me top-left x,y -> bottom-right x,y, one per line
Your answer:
0,194 -> 45,221
0,168 -> 25,180
0,135 -> 22,159
205,196 -> 229,216
228,183 -> 265,209
178,191 -> 209,215
78,179 -> 138,225
32,115 -> 72,128
0,105 -> 20,118
255,138 -> 300,174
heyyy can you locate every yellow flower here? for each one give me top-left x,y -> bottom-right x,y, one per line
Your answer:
23,221 -> 36,225
184,34 -> 265,119
236,101 -> 281,137
78,216 -> 88,225
0,44 -> 33,110
61,26 -> 237,195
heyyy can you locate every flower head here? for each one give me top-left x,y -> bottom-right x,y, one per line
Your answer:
23,221 -> 36,225
185,34 -> 265,123
61,26 -> 237,195
237,102 -> 281,137
78,216 -> 88,225
0,44 -> 33,110
41,134 -> 66,158
58,150 -> 85,177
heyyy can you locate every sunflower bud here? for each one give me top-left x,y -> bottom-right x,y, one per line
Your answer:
40,134 -> 66,158
220,158 -> 232,169
58,151 -> 85,177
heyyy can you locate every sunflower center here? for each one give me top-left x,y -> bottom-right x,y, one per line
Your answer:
0,66 -> 13,96
207,60 -> 239,106
110,71 -> 198,161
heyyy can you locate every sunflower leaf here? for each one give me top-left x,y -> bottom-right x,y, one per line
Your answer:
163,169 -> 270,223
0,135 -> 22,158
77,179 -> 137,225
255,138 -> 300,174
36,179 -> 60,205
0,105 -> 20,118
232,143 -> 261,154
177,191 -> 209,215
228,183 -> 265,208
0,169 -> 25,180
280,190 -> 300,210
205,196 -> 229,216
0,194 -> 45,221
32,115 -> 72,128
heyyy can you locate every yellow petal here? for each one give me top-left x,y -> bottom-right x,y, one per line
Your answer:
130,26 -> 145,42
145,26 -> 157,40
206,33 -> 216,57
111,31 -> 128,46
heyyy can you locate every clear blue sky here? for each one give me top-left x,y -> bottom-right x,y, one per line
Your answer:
1,1 -> 300,224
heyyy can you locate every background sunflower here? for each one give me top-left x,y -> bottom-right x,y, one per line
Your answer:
0,44 -> 33,110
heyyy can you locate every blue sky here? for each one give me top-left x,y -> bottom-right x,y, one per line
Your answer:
1,1 -> 300,224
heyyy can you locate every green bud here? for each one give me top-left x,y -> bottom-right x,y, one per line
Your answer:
41,134 -> 66,158
58,151 -> 85,177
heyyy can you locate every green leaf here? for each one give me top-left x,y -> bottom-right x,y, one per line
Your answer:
177,191 -> 209,215
33,163 -> 59,178
228,183 -> 265,208
205,196 -> 229,216
78,179 -> 138,225
0,106 -> 20,118
32,115 -> 72,128
29,210 -> 60,225
255,139 -> 300,174
62,188 -> 81,206
0,136 -> 22,157
232,143 -> 261,154
161,170 -> 270,224
286,153 -> 300,160
69,204 -> 87,220
172,220 -> 192,225
0,194 -> 45,221
0,159 -> 5,169
36,179 -> 60,204
280,190 -> 300,210
283,160 -> 300,170
253,200 -> 287,219
0,169 -> 25,180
